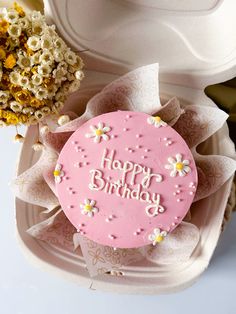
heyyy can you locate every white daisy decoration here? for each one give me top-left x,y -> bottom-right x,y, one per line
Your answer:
80,199 -> 99,217
85,122 -> 111,143
165,154 -> 191,177
147,115 -> 167,128
53,164 -> 65,183
148,228 -> 167,245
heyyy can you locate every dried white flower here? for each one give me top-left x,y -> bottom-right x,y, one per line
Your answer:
69,80 -> 81,93
9,71 -> 21,85
8,24 -> 22,38
5,9 -> 18,23
30,51 -> 41,65
35,87 -> 48,100
41,34 -> 52,50
39,49 -> 53,64
38,64 -> 51,77
75,70 -> 84,80
34,110 -> 45,121
0,91 -> 10,104
30,10 -> 44,23
53,50 -> 64,62
54,38 -> 66,51
41,106 -> 51,114
22,107 -> 34,115
31,73 -> 43,86
10,101 -> 22,113
32,22 -> 44,35
27,36 -> 41,51
64,49 -> 77,65
19,76 -> 29,89
19,16 -> 30,29
17,53 -> 32,70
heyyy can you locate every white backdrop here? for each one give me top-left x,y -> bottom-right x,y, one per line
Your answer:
0,126 -> 235,314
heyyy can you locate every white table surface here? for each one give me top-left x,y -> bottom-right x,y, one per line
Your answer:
0,126 -> 235,314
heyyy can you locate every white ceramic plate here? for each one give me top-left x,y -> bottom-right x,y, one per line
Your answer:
15,75 -> 235,294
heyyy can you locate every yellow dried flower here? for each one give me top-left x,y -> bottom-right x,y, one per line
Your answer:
0,109 -> 29,125
14,90 -> 31,105
13,2 -> 25,17
0,73 -> 10,89
10,84 -> 22,95
0,20 -> 9,35
43,77 -> 54,88
31,66 -> 38,74
4,54 -> 17,69
0,46 -> 6,60
30,97 -> 43,108
24,43 -> 34,56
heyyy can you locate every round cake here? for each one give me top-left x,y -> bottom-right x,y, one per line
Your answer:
56,111 -> 198,248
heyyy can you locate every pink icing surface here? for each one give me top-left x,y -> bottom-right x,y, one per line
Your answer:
56,111 -> 198,248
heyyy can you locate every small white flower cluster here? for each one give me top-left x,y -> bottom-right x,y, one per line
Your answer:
0,4 -> 84,126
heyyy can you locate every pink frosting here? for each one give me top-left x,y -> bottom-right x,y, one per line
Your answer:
56,111 -> 198,248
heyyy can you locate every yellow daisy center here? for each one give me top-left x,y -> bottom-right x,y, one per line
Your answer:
175,162 -> 184,171
84,204 -> 92,211
154,116 -> 161,123
155,235 -> 164,243
95,129 -> 103,136
53,170 -> 60,176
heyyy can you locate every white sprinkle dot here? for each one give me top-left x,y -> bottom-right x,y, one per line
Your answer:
81,231 -> 85,235
168,141 -> 172,145
67,205 -> 73,209
129,149 -> 133,153
163,137 -> 168,141
136,145 -> 141,149
71,141 -> 77,145
125,147 -> 129,151
108,234 -> 116,240
172,222 -> 176,226
173,192 -> 176,196
189,182 -> 194,187
82,155 -> 87,158
176,190 -> 181,194
175,216 -> 178,220
144,149 -> 150,153
123,128 -> 128,132
165,143 -> 169,147
126,114 -> 131,119
141,156 -> 147,159
136,134 -> 141,138
105,218 -> 110,223
189,191 -> 194,195
177,198 -> 181,202
175,184 -> 180,188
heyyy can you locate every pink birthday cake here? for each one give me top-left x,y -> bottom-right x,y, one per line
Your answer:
56,111 -> 198,249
